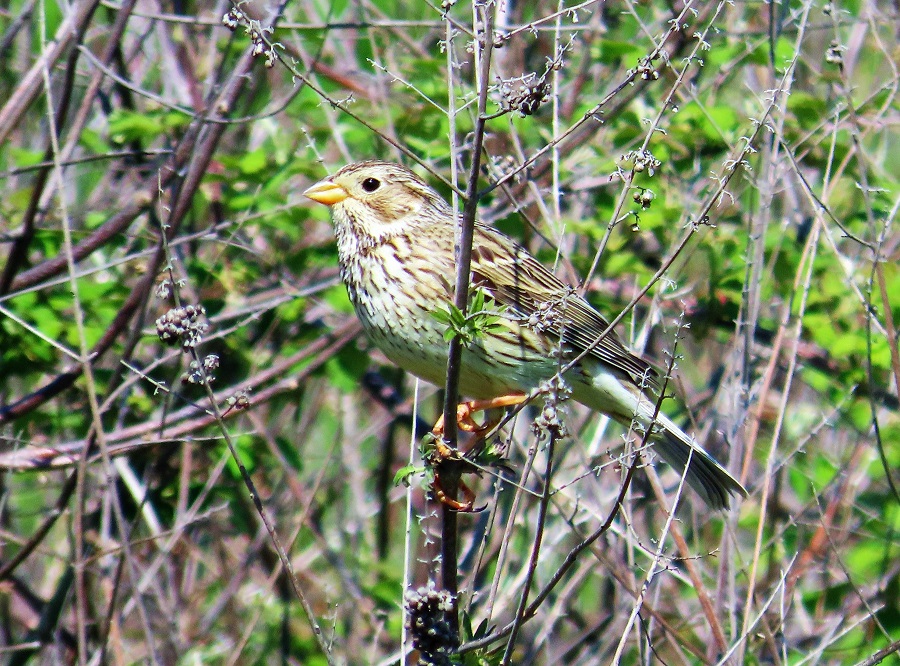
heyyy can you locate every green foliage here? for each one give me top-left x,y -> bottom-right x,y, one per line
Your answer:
459,612 -> 501,665
432,286 -> 504,346
323,342 -> 369,392
107,108 -> 191,146
394,462 -> 427,487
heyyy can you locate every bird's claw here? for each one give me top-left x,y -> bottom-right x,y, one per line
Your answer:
427,394 -> 526,511
433,474 -> 481,512
431,394 -> 528,439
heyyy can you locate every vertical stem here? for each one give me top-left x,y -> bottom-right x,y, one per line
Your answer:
439,0 -> 496,641
400,380 -> 420,657
501,429 -> 556,664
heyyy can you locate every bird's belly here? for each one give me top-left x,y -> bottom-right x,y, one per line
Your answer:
343,248 -> 560,398
354,293 -> 558,399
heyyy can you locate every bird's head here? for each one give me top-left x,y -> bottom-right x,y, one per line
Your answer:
304,161 -> 450,244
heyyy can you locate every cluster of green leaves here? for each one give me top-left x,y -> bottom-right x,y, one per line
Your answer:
431,286 -> 505,347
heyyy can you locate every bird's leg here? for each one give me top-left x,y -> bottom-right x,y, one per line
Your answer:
431,394 -> 528,441
433,473 -> 477,512
430,394 -> 527,511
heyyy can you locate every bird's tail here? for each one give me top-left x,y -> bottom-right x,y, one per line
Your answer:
576,369 -> 747,508
647,411 -> 747,509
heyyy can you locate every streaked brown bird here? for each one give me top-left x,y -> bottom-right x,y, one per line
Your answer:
304,160 -> 747,508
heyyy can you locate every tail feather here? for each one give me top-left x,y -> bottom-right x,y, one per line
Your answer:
576,369 -> 747,509
650,413 -> 747,509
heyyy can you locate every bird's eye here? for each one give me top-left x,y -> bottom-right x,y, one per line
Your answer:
361,177 -> 381,192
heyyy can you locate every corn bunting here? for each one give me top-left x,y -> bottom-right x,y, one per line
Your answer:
304,160 -> 747,508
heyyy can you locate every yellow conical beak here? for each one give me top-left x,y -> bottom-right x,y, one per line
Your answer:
304,179 -> 349,206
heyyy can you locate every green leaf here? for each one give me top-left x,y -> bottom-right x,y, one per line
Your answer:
432,286 -> 505,347
238,148 -> 268,175
595,39 -> 641,64
323,284 -> 354,315
108,109 -> 164,144
9,147 -> 44,168
323,343 -> 369,393
393,464 -> 419,487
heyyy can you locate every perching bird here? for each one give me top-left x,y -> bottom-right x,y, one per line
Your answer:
304,160 -> 747,508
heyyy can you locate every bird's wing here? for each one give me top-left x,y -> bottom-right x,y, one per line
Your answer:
470,225 -> 660,391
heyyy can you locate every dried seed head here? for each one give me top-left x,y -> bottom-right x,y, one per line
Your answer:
633,188 -> 655,209
222,7 -> 244,30
825,41 -> 845,65
499,75 -> 551,117
404,582 -> 455,665
156,304 -> 208,349
227,389 -> 252,411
